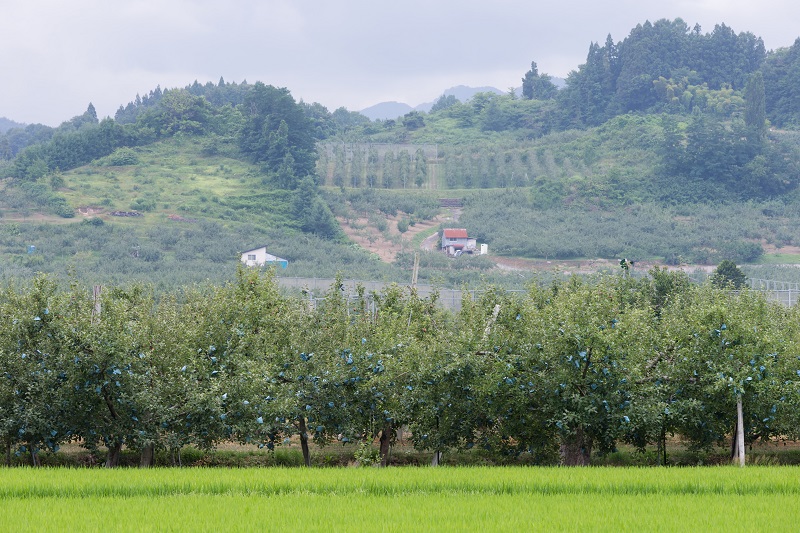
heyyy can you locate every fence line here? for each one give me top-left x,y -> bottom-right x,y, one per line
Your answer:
744,279 -> 799,306
276,275 -> 800,309
275,276 -> 528,311
747,278 -> 800,292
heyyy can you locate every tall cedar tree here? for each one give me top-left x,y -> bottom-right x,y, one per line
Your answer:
239,83 -> 317,187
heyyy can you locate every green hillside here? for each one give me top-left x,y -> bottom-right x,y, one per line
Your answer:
0,138 -> 516,288
318,113 -> 800,266
0,138 -> 384,286
4,19 -> 800,287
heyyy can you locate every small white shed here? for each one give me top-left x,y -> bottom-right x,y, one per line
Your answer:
241,246 -> 288,268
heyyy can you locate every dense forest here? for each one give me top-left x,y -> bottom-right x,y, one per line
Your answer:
2,19 -> 800,284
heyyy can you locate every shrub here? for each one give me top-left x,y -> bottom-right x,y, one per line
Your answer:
81,217 -> 105,227
51,198 -> 74,218
105,147 -> 139,166
130,198 -> 156,212
354,441 -> 381,466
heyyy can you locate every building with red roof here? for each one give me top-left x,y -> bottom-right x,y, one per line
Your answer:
441,228 -> 477,256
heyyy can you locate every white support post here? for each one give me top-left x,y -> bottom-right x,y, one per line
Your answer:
736,394 -> 745,467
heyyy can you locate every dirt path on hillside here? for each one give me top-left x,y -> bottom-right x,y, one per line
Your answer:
418,207 -> 457,252
337,214 -> 443,262
421,231 -> 439,252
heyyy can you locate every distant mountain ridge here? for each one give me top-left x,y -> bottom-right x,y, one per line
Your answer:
0,116 -> 25,134
360,85 -> 506,121
359,81 -> 565,121
358,102 -> 415,122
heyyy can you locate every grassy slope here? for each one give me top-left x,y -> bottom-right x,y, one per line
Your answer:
0,138 -> 532,288
61,137 -> 294,229
0,138 -> 402,287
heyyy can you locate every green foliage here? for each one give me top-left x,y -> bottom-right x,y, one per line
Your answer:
655,107 -> 800,200
353,441 -> 381,466
556,19 -> 764,127
51,199 -> 75,218
129,197 -> 157,212
104,147 -> 140,166
0,179 -> 74,218
430,94 -> 458,113
0,276 -> 72,465
744,71 -> 767,138
522,61 -> 558,100
1,137 -> 357,279
3,271 -> 800,468
238,82 -> 317,185
10,118 -> 131,180
652,287 -> 786,452
711,260 -> 747,288
762,38 -> 800,128
459,191 -> 774,264
402,111 -> 425,131
136,90 -> 213,137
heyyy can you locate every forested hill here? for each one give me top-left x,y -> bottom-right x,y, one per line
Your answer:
3,18 -> 800,285
0,117 -> 24,135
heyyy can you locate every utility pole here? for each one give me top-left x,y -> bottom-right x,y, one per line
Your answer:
92,285 -> 102,324
411,252 -> 420,288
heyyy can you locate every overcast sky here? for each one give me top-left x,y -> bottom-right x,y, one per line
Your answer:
2,0 -> 799,126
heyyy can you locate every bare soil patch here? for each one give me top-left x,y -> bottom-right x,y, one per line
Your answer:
78,206 -> 105,217
338,214 -> 442,263
168,214 -> 199,223
762,243 -> 800,255
0,212 -> 71,223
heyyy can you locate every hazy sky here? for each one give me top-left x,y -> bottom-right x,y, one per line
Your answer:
2,0 -> 799,126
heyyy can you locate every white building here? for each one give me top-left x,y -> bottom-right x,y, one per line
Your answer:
240,246 -> 288,268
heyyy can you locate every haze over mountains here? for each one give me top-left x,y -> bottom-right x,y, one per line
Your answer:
0,85 -> 506,129
1,81 -> 571,128
359,80 -> 566,121
0,117 -> 24,134
359,86 -> 505,121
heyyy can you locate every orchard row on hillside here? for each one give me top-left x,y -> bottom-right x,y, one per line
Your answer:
3,267 -> 800,467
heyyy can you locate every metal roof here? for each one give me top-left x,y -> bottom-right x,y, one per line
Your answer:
443,228 -> 468,238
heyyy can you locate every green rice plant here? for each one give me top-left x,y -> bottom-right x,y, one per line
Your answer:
4,492 -> 797,532
1,467 -> 800,532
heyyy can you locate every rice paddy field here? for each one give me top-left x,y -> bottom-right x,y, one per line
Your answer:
1,467 -> 800,532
